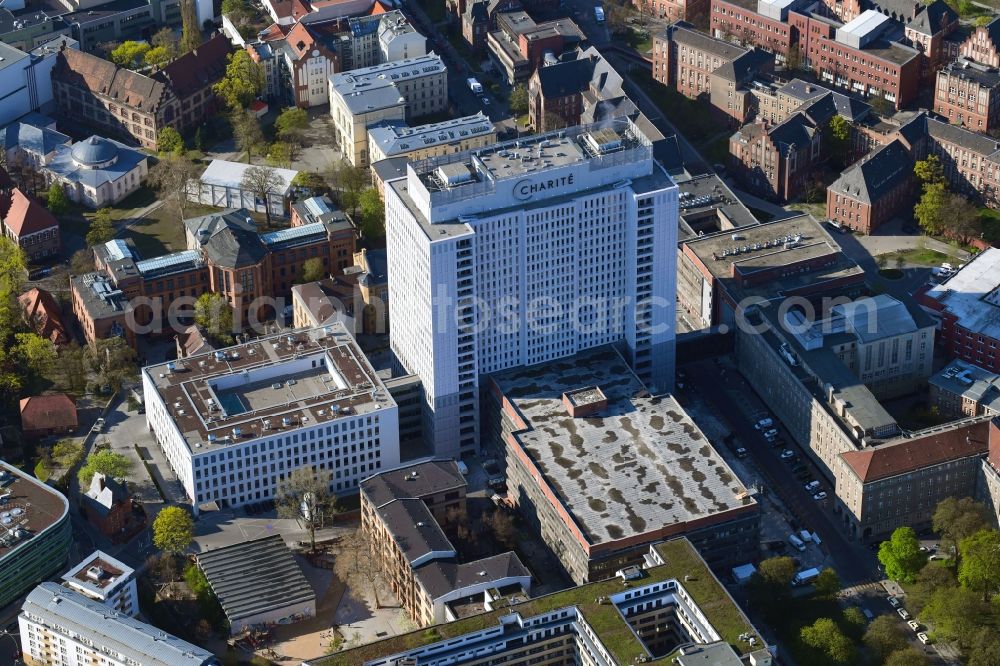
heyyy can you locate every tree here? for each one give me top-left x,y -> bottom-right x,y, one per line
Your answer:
291,171 -> 325,193
110,41 -> 150,68
948,193 -> 982,244
46,183 -> 68,214
509,84 -> 528,115
915,155 -> 945,186
78,449 -> 134,486
180,0 -> 202,54
152,506 -> 194,555
864,617 -> 908,662
194,293 -> 234,346
275,466 -> 338,552
934,497 -> 991,558
921,585 -> 987,647
483,510 -> 516,549
213,50 -> 265,111
968,629 -> 1000,666
146,153 -> 199,219
358,188 -> 385,241
157,126 -> 185,155
230,110 -> 264,160
151,26 -> 179,60
266,141 -> 293,168
327,160 -> 367,214
785,45 -> 801,71
275,107 -> 309,143
907,561 -> 956,614
879,527 -> 925,583
800,618 -> 856,664
240,165 -> 282,227
84,337 -> 137,390
144,45 -> 172,68
869,92 -> 893,117
85,208 -> 116,247
300,257 -> 325,283
958,529 -> 1000,597
914,182 -> 949,236
885,648 -> 929,666
814,567 -> 841,597
841,606 -> 866,635
825,115 -> 852,168
758,555 -> 797,587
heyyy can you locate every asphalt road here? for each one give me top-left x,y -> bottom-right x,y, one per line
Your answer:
686,357 -> 879,586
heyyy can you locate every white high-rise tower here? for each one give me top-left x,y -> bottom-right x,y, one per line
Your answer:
386,118 -> 679,457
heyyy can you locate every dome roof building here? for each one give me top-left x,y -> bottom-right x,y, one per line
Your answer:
71,136 -> 119,169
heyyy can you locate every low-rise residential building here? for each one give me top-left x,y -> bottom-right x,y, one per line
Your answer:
2,187 -> 59,260
142,325 -> 400,512
282,21 -> 341,108
929,359 -> 1000,418
483,346 -> 759,584
19,582 -> 217,666
934,58 -> 1000,131
826,138 -> 915,234
367,113 -> 495,163
919,248 -> 1000,372
82,473 -> 134,541
191,160 -> 298,219
329,54 -> 448,166
61,550 -> 139,617
487,12 -> 586,84
18,287 -> 69,345
361,460 -> 532,626
196,534 -> 316,633
677,214 -> 865,330
51,36 -> 230,149
837,419 -> 991,538
306,538 -> 771,666
0,461 -> 71,608
19,394 -> 77,438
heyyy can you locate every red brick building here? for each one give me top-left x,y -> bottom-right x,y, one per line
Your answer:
934,60 -> 1000,132
653,21 -> 749,99
961,16 -> 1000,67
636,0 -> 710,26
2,188 -> 59,262
917,248 -> 1000,372
83,474 -> 132,540
462,0 -> 521,52
826,139 -> 915,234
729,111 -> 821,201
709,0 -> 794,59
18,287 -> 69,346
19,394 -> 77,439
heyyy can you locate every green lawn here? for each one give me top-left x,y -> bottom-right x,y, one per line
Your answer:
885,247 -> 956,266
624,26 -> 653,53
120,202 -> 219,257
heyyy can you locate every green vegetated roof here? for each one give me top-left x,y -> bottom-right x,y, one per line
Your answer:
316,538 -> 759,666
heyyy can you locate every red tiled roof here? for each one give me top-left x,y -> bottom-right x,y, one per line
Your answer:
19,394 -> 77,432
250,100 -> 269,111
259,22 -> 292,41
286,21 -> 316,59
370,0 -> 389,14
3,188 -> 57,238
18,288 -> 69,345
54,48 -> 167,111
841,420 -> 990,483
266,0 -> 313,19
156,34 -> 232,100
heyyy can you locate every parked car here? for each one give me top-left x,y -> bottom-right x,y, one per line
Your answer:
735,447 -> 748,458
91,417 -> 105,433
907,620 -> 921,631
780,449 -> 795,459
805,480 -> 820,491
917,632 -> 931,644
754,418 -> 773,430
813,491 -> 828,501
898,608 -> 910,620
887,596 -> 899,608
762,428 -> 778,439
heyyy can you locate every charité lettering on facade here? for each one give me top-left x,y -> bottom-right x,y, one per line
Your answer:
513,173 -> 576,200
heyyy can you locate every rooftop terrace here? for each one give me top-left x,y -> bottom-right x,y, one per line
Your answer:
491,347 -> 755,546
142,324 -> 393,452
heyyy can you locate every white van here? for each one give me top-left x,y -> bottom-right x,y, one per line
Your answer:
788,533 -> 806,552
594,5 -> 605,22
455,460 -> 469,476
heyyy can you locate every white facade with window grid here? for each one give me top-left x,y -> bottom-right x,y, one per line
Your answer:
386,119 -> 679,457
142,325 -> 400,512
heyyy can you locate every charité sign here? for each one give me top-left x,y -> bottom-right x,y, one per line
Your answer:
512,173 -> 575,201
